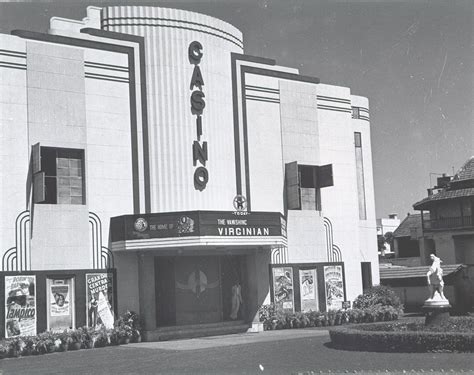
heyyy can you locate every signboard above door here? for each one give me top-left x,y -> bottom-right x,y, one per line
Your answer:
111,211 -> 287,242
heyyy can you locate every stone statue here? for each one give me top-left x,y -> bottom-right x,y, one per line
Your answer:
426,254 -> 446,300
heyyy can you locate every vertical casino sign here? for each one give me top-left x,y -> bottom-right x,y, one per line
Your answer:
189,41 -> 208,191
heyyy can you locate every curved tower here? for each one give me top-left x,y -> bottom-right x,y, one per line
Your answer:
103,7 -> 244,213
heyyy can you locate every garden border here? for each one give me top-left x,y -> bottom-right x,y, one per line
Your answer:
329,320 -> 474,353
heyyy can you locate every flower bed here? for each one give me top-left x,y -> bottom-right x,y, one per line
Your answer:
329,317 -> 474,353
0,310 -> 142,360
258,304 -> 402,330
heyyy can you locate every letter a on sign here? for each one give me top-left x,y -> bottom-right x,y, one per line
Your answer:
190,65 -> 205,90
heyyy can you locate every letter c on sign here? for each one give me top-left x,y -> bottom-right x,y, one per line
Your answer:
194,166 -> 209,191
188,41 -> 203,65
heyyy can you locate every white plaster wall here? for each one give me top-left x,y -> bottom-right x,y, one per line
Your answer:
286,211 -> 327,263
317,84 -> 363,302
31,205 -> 90,269
352,94 -> 380,285
278,80 -> 327,263
26,41 -> 87,148
49,6 -> 102,36
26,40 -> 91,270
0,35 -> 29,265
378,218 -> 400,234
83,48 -> 134,258
245,73 -> 284,213
280,81 -> 320,166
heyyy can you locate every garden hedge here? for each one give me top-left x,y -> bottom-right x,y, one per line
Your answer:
329,318 -> 474,353
259,304 -> 402,330
0,310 -> 142,359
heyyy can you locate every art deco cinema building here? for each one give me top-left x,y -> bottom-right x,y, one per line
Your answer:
0,6 -> 378,339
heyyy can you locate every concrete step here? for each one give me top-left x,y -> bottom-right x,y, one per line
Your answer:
155,320 -> 247,332
144,321 -> 251,341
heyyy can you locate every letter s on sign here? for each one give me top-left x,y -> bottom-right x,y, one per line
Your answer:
188,41 -> 203,65
191,91 -> 206,115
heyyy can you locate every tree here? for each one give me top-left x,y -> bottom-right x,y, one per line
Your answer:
377,235 -> 386,254
384,231 -> 394,250
378,231 -> 394,256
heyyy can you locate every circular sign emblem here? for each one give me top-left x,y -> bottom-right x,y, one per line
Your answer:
177,216 -> 195,234
233,195 -> 247,211
134,218 -> 148,232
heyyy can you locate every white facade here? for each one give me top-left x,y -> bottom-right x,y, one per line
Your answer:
1,6 -> 379,337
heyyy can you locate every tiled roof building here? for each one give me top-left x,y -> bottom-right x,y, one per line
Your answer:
414,156 -> 474,210
379,156 -> 474,313
412,156 -> 474,265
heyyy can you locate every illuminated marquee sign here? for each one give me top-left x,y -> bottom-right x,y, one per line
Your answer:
189,41 -> 208,191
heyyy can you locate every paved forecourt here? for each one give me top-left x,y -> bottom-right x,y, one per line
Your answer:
1,329 -> 473,374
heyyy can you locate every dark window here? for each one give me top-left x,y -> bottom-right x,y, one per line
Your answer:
354,132 -> 366,219
352,107 -> 361,119
397,237 -> 421,258
285,162 -> 333,211
299,165 -> 316,188
354,132 -> 362,148
361,262 -> 372,291
34,146 -> 85,205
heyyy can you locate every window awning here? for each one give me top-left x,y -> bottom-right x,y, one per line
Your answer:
110,210 -> 287,251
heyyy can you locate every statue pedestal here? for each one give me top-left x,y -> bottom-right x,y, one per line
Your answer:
422,295 -> 451,326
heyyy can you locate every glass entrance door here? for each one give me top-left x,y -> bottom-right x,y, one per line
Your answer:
174,256 -> 221,325
46,277 -> 75,331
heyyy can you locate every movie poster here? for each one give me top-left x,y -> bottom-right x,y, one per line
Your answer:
86,273 -> 114,329
272,267 -> 294,311
324,266 -> 345,311
299,269 -> 318,312
5,275 -> 36,338
50,284 -> 70,316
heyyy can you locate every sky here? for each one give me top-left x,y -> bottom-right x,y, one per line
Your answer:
1,0 -> 472,219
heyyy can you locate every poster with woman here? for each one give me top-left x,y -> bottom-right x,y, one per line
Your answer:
86,273 -> 114,328
299,269 -> 318,312
272,267 -> 294,311
50,285 -> 70,316
324,266 -> 345,311
4,275 -> 36,338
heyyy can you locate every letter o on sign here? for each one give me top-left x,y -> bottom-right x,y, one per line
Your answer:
194,166 -> 209,191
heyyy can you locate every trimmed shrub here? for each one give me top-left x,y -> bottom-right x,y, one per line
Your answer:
257,303 -> 401,331
353,285 -> 402,310
329,317 -> 474,353
0,311 -> 143,359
